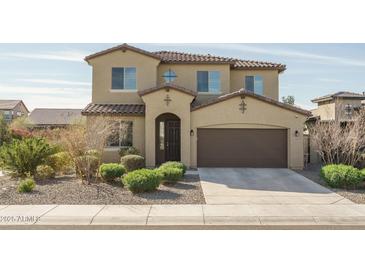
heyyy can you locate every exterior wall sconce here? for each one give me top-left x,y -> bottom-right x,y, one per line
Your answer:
294,130 -> 299,137
190,129 -> 194,136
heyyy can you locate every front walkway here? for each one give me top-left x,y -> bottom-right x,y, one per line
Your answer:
2,204 -> 365,229
198,168 -> 352,205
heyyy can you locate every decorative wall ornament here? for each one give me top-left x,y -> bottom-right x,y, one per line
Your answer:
164,94 -> 172,106
239,95 -> 247,114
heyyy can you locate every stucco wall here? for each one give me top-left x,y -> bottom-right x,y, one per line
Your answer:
230,70 -> 279,100
87,115 -> 145,163
335,98 -> 364,121
140,87 -> 195,167
89,50 -> 160,104
312,101 -> 336,121
190,96 -> 307,169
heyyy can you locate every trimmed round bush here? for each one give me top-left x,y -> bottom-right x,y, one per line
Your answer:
123,168 -> 163,193
121,154 -> 145,172
36,165 -> 55,180
320,164 -> 363,188
99,163 -> 126,183
160,161 -> 187,175
158,166 -> 183,183
17,178 -> 36,193
47,151 -> 74,174
119,146 -> 140,157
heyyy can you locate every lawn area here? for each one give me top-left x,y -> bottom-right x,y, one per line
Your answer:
0,173 -> 205,205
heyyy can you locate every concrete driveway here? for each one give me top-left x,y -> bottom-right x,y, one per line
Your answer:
198,168 -> 352,205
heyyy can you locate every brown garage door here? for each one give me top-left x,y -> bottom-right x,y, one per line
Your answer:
197,128 -> 288,168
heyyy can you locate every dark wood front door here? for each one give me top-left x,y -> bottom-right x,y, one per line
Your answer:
165,120 -> 180,162
156,113 -> 181,165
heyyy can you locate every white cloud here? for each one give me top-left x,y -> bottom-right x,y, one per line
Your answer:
19,78 -> 91,86
0,84 -> 90,95
0,50 -> 87,62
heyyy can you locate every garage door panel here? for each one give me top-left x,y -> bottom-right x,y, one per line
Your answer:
197,129 -> 287,168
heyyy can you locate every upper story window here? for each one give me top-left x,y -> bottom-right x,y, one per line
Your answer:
163,69 -> 177,83
3,111 -> 12,121
245,75 -> 263,95
112,67 -> 136,90
197,71 -> 221,93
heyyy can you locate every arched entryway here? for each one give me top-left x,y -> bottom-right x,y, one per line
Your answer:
155,113 -> 181,165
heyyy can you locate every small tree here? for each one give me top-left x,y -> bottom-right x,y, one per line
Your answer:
282,95 -> 295,105
308,107 -> 365,167
59,116 -> 129,183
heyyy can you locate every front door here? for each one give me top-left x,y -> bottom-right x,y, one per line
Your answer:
165,120 -> 180,161
155,113 -> 181,165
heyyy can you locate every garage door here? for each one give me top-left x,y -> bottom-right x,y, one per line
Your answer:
197,128 -> 287,168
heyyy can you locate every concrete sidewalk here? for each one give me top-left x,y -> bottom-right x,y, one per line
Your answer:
2,204 -> 365,229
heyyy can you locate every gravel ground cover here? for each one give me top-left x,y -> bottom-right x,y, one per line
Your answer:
0,173 -> 205,205
295,164 -> 365,204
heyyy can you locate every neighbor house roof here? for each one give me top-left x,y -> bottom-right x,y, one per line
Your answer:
29,108 -> 83,125
311,91 -> 365,103
0,100 -> 29,112
82,104 -> 145,116
192,89 -> 311,116
84,43 -> 286,72
138,83 -> 198,97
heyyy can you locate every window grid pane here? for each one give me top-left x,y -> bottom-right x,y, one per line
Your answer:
254,76 -> 263,95
112,68 -> 124,89
245,76 -> 254,92
208,71 -> 220,93
124,67 -> 136,89
197,71 -> 209,92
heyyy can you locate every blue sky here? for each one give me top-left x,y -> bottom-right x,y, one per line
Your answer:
0,43 -> 365,110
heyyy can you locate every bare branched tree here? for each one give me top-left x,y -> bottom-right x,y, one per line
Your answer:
308,102 -> 365,166
59,115 -> 129,183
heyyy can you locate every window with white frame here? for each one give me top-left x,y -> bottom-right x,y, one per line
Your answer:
197,71 -> 221,93
106,121 -> 133,147
245,75 -> 264,95
3,111 -> 11,121
112,67 -> 136,90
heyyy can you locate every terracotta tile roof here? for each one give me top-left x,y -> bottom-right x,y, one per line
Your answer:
138,83 -> 197,97
191,89 -> 311,116
84,43 -> 286,72
84,43 -> 160,63
312,91 -> 365,103
29,108 -> 82,125
154,50 -> 286,72
81,103 -> 145,116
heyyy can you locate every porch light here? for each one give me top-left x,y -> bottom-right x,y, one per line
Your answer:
295,130 -> 299,137
190,129 -> 194,136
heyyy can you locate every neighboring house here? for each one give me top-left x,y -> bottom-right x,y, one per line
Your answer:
28,108 -> 83,128
0,100 -> 29,123
311,91 -> 365,122
82,44 -> 310,169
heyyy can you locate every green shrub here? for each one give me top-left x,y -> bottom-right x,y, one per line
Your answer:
36,165 -> 55,180
361,168 -> 365,179
99,163 -> 126,183
17,178 -> 36,193
320,164 -> 364,188
123,168 -> 163,193
160,161 -> 187,175
121,154 -> 145,172
47,151 -> 74,174
158,166 -> 183,183
0,137 -> 54,177
119,146 -> 141,157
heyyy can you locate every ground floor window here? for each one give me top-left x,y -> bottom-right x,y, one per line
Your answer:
106,121 -> 133,147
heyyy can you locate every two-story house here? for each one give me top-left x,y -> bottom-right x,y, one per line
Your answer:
0,100 -> 29,123
82,44 -> 310,169
311,91 -> 365,122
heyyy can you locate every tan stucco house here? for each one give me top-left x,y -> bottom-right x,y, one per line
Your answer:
82,44 -> 310,169
311,91 -> 365,122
